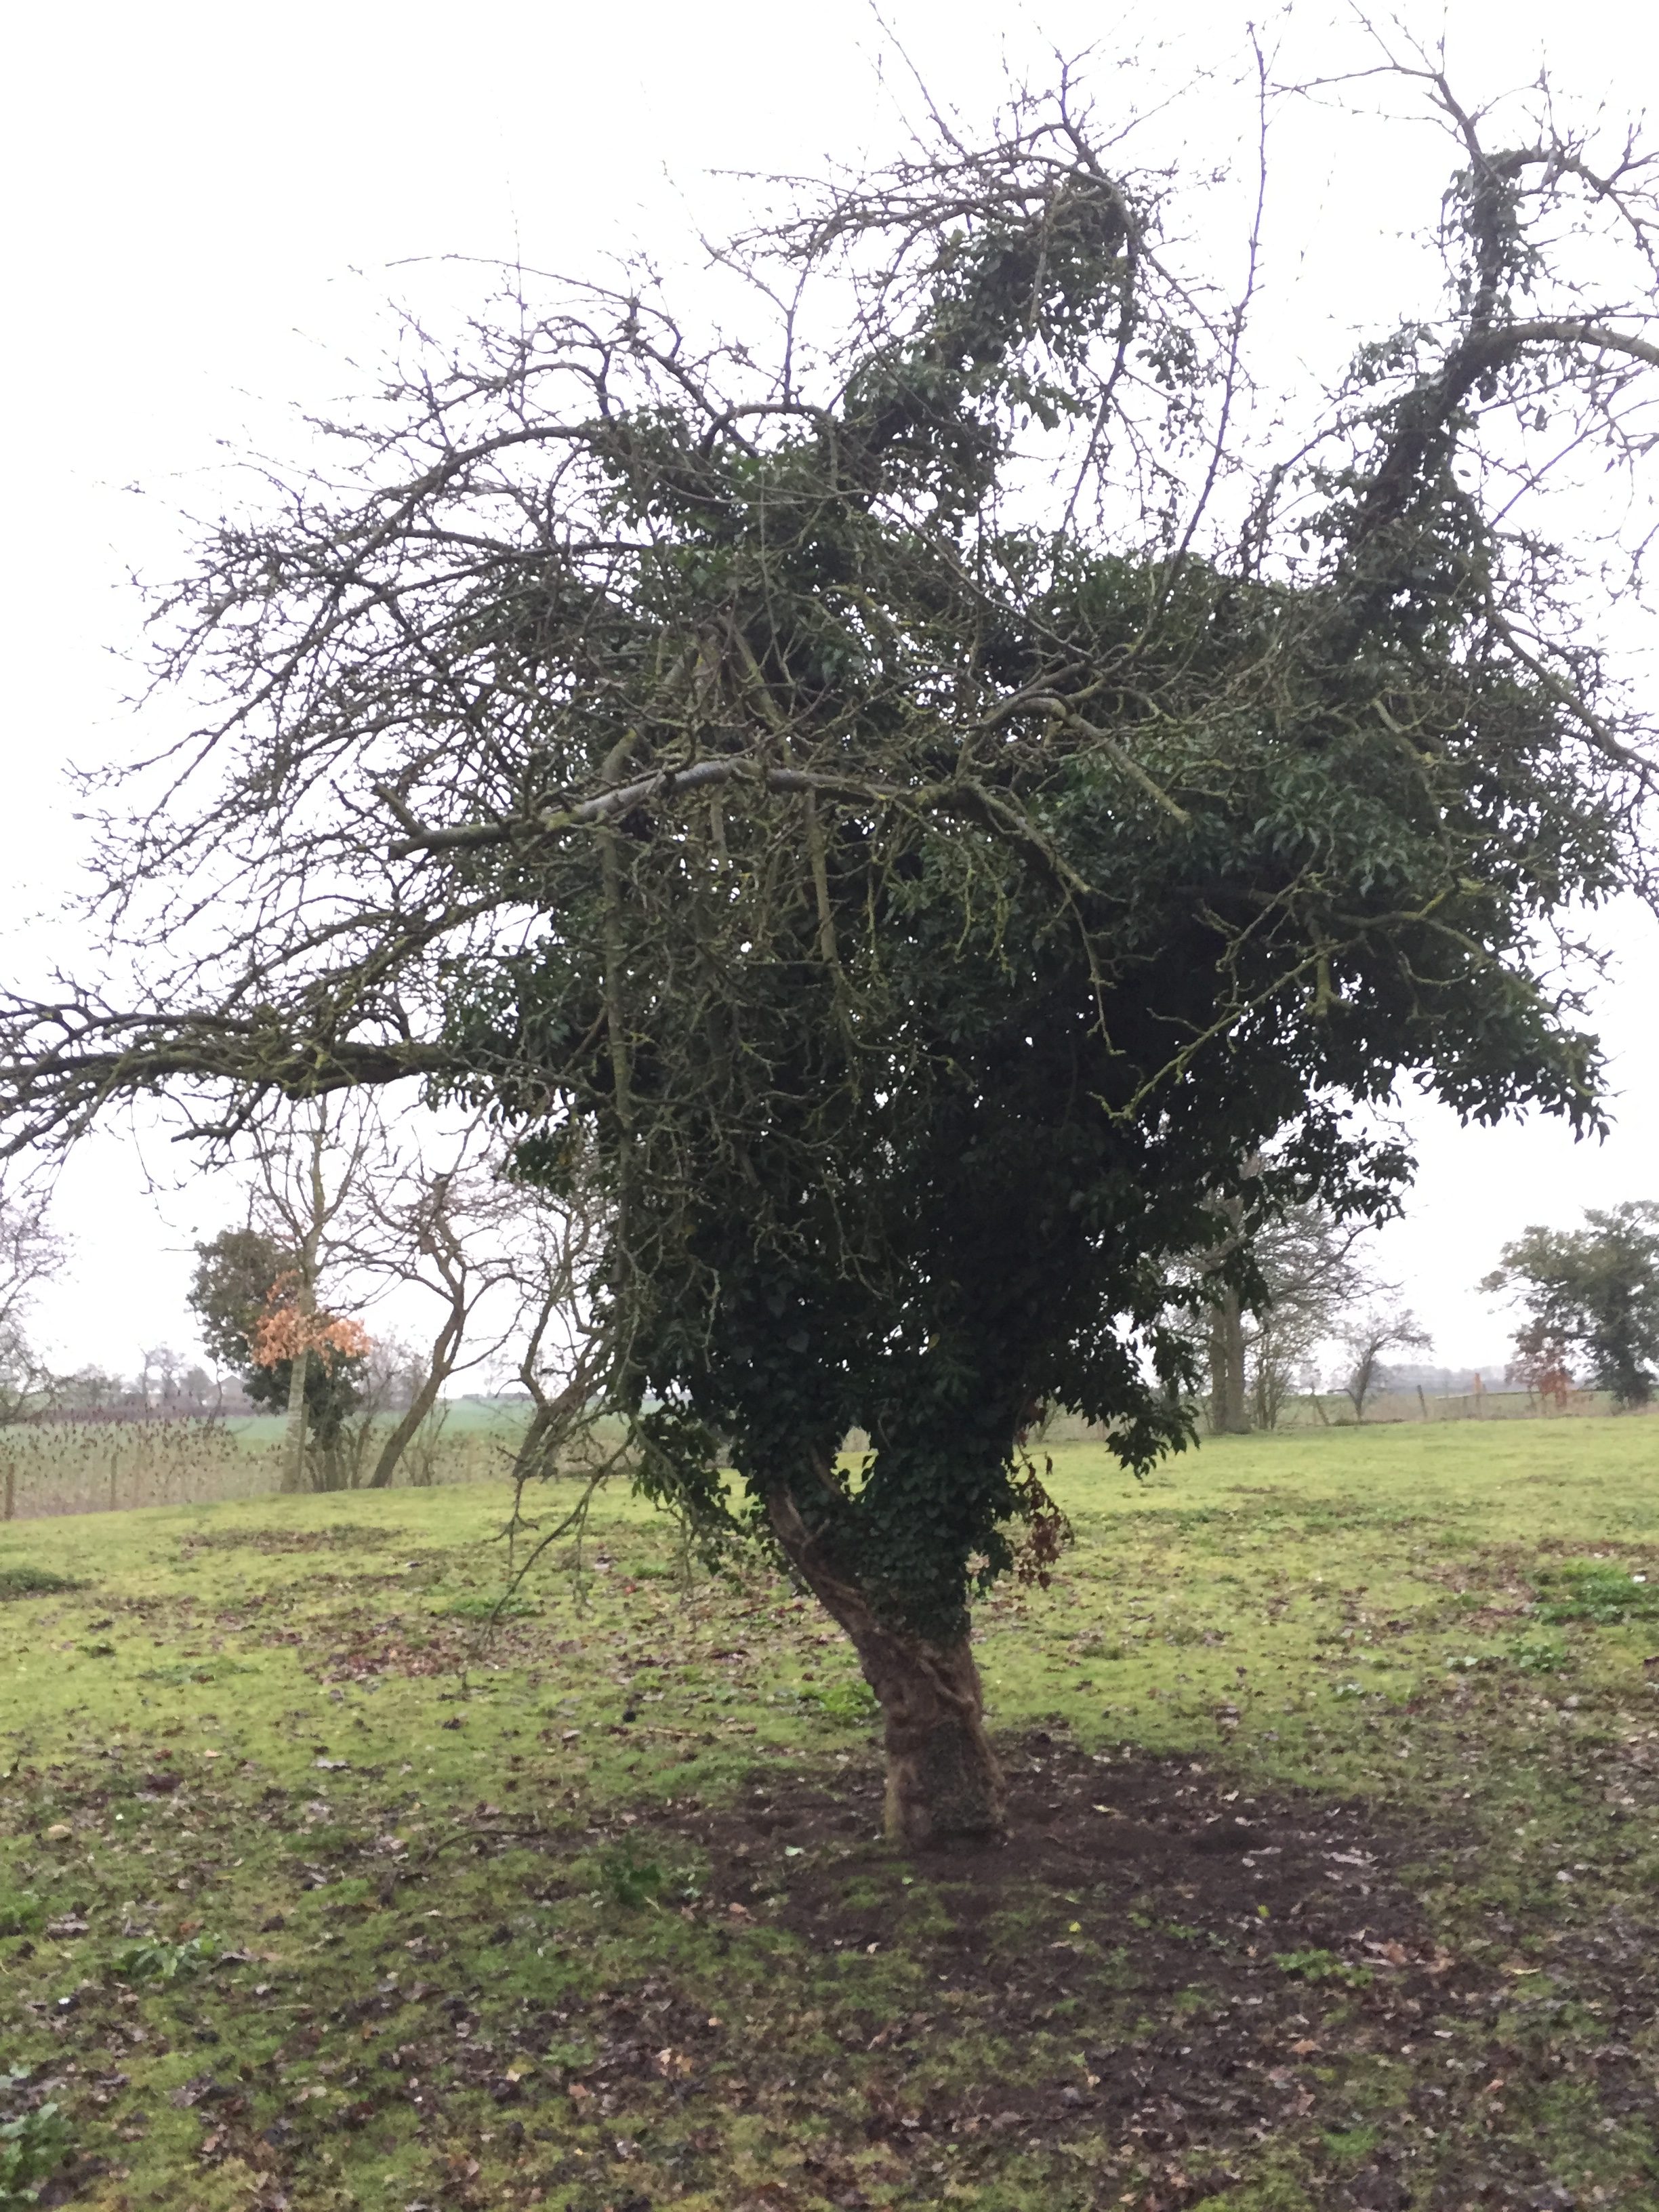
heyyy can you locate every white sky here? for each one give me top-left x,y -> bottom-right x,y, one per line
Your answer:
2,0 -> 1656,1382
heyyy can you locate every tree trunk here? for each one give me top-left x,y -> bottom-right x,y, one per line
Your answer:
866,1628 -> 1003,1850
369,1366 -> 446,1488
1208,1289 -> 1249,1434
768,1487 -> 1004,1850
281,1347 -> 310,1493
369,1286 -> 465,1488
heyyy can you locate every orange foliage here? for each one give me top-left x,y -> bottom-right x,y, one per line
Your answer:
251,1273 -> 371,1373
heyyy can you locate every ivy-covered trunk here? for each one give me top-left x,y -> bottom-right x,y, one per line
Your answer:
769,1490 -> 1004,1849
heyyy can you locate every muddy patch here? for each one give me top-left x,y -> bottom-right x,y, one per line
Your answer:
181,1522 -> 392,1554
578,1731 -> 1654,2209
676,1729 -> 1458,1978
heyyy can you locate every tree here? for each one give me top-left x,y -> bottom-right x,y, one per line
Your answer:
189,1225 -> 289,1379
4,56 -> 1659,1842
1188,1197 -> 1386,1429
497,1140 -> 615,1492
1191,1182 -> 1373,1433
1336,1303 -> 1433,1422
253,1103 -> 376,1490
249,1274 -> 373,1485
189,1223 -> 371,1486
1482,1203 -> 1659,1410
1247,1208 -> 1375,1431
51,1366 -> 126,1417
192,1109 -> 584,1490
342,1121 -> 545,1490
0,1180 -> 66,1427
1196,1190 -> 1252,1438
188,1107 -> 375,1489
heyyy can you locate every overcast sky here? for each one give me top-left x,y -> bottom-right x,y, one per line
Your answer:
3,0 -> 1656,1383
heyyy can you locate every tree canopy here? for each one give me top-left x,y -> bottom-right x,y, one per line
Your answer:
4,56 -> 1658,1839
1483,1202 -> 1659,1410
188,1227 -> 370,1470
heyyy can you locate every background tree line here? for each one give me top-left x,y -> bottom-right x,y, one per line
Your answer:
1189,1195 -> 1659,1430
0,1105 -> 608,1493
7,1148 -> 1656,1461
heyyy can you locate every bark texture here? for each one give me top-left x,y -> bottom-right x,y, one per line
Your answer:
769,1486 -> 1004,1849
1208,1288 -> 1249,1434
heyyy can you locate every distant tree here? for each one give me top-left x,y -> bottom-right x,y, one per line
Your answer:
52,1366 -> 125,1416
1191,1191 -> 1373,1433
1337,1305 -> 1432,1422
188,1226 -> 290,1376
139,1345 -> 187,1413
358,1333 -> 425,1416
1481,1203 -> 1659,1410
180,1364 -> 218,1414
194,1110 -> 588,1490
1248,1209 -> 1373,1430
247,1103 -> 377,1490
499,1147 -> 614,1492
1197,1191 -> 1252,1437
188,1224 -> 370,1483
0,1180 -> 66,1426
333,1118 -> 550,1490
249,1273 -> 372,1481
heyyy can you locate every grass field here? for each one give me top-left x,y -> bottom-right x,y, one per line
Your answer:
2,1419 -> 1658,2212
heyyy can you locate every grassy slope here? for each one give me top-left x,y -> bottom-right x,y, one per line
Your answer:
1,1420 -> 1656,2211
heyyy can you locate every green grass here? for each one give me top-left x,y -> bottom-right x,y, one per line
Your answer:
1,1418 -> 1657,2209
1271,1946 -> 1374,1990
1532,1559 -> 1659,1623
1,2068 -> 68,2209
0,1565 -> 84,1600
